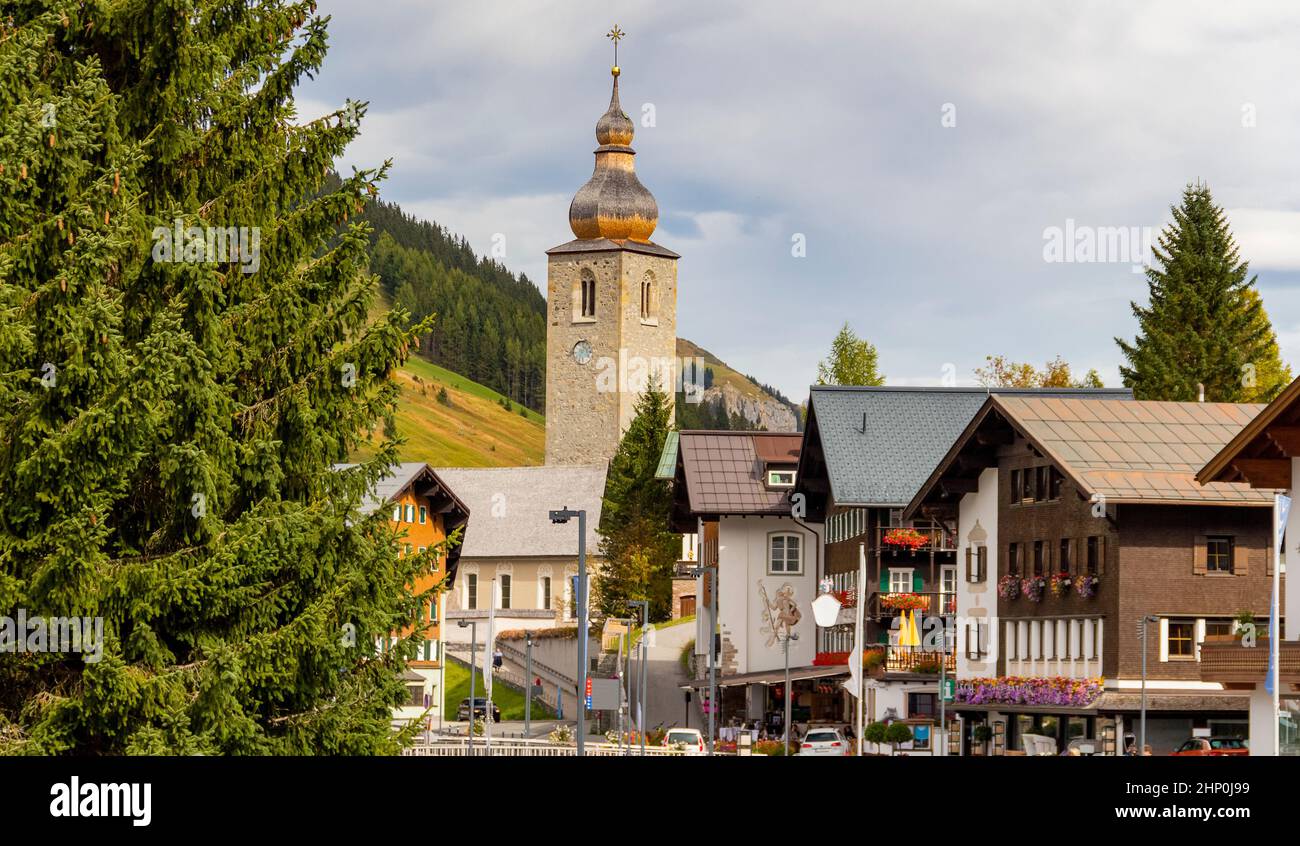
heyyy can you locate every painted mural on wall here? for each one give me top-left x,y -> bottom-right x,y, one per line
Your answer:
758,581 -> 801,648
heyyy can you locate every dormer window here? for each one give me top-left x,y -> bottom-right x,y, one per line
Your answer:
767,468 -> 796,488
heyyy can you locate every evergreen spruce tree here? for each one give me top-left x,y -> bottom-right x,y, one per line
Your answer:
1117,183 -> 1289,402
595,381 -> 678,622
0,2 -> 437,754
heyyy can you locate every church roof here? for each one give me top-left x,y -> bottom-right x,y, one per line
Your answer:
566,66 -> 661,244
431,465 -> 607,558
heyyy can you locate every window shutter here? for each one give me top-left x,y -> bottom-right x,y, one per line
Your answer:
1234,538 -> 1248,576
977,546 -> 987,581
966,547 -> 974,582
1098,536 -> 1107,576
880,568 -> 889,593
913,571 -> 924,593
1193,534 -> 1208,575
1158,618 -> 1169,662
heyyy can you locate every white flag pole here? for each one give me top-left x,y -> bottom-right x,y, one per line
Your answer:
857,542 -> 866,756
1271,494 -> 1288,755
485,578 -> 496,753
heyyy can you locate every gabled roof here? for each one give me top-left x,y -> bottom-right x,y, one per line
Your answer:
797,386 -> 1131,509
673,430 -> 802,518
334,461 -> 471,580
431,465 -> 607,558
1197,374 -> 1300,487
905,396 -> 1272,518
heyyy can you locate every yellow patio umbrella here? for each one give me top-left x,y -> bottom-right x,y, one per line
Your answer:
896,610 -> 912,647
907,608 -> 921,647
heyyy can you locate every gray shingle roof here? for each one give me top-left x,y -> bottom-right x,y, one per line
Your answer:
334,462 -> 440,514
806,386 -> 1132,506
431,465 -> 607,558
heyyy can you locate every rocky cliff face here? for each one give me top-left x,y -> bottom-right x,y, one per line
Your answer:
703,381 -> 799,432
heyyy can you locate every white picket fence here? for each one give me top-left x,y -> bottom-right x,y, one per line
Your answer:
402,740 -> 684,757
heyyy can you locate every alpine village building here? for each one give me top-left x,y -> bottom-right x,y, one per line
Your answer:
905,395 -> 1279,755
1196,376 -> 1300,755
665,431 -> 821,740
339,462 -> 469,730
788,385 -> 1128,753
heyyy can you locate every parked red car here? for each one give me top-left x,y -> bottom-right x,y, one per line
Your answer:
1169,737 -> 1248,756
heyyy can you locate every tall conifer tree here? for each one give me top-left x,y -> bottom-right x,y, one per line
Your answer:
0,2 -> 435,753
595,382 -> 678,622
1117,183 -> 1289,402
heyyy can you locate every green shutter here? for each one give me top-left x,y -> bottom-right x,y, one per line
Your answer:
880,569 -> 889,592
913,572 -> 924,592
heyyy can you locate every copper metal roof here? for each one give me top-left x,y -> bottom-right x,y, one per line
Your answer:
1197,374 -> 1300,485
678,431 -> 802,516
994,396 -> 1271,504
907,397 -> 1272,517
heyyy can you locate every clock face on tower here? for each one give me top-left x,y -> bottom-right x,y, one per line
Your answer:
572,340 -> 593,365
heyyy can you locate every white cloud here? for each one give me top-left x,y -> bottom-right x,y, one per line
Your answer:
299,0 -> 1300,400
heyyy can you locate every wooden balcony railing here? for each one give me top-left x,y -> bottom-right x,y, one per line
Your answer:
867,591 -> 958,618
877,525 -> 957,553
886,646 -> 956,674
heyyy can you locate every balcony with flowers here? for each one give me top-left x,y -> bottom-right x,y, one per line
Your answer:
867,591 -> 957,618
878,524 -> 957,555
953,676 -> 1104,709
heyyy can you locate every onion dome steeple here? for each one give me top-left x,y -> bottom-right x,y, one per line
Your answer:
568,26 -> 659,243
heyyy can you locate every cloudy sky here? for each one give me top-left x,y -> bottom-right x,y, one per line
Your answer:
297,0 -> 1300,401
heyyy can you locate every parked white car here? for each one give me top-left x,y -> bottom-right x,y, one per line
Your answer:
663,727 -> 706,755
799,728 -> 851,756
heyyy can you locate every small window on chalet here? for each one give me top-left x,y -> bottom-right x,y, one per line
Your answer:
1012,465 -> 1061,505
1206,536 -> 1234,573
769,534 -> 802,575
767,469 -> 796,488
1059,539 -> 1071,574
391,504 -> 401,522
404,504 -> 415,523
419,505 -> 428,525
1167,620 -> 1195,660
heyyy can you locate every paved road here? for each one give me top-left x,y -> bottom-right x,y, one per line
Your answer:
628,621 -> 697,736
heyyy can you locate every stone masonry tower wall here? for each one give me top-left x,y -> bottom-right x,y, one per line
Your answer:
544,245 -> 677,465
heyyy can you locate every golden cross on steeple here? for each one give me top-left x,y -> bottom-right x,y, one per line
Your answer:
607,24 -> 625,76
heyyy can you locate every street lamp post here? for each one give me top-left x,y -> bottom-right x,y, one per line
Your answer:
458,619 -> 477,756
685,564 -> 719,755
549,507 -> 589,756
629,600 -> 649,756
1138,615 -> 1159,756
783,632 -> 800,751
524,631 -> 534,738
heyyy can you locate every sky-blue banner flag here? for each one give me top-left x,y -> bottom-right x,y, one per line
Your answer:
1267,494 -> 1289,696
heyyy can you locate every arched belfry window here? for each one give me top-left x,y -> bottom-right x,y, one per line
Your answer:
579,269 -> 596,318
640,271 -> 655,320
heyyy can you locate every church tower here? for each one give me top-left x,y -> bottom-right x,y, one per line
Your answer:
545,36 -> 678,466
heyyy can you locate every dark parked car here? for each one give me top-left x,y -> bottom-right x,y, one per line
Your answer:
457,697 -> 501,723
